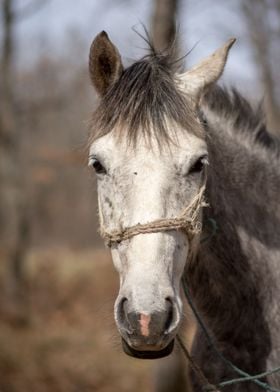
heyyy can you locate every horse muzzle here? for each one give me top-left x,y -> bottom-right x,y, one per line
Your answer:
115,297 -> 180,359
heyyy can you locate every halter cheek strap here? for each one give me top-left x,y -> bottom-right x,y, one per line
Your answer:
98,181 -> 208,248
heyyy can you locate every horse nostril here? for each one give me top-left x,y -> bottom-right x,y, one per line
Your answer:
165,297 -> 174,332
165,297 -> 173,309
117,297 -> 131,333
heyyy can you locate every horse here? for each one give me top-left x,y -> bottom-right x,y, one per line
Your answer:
87,31 -> 280,391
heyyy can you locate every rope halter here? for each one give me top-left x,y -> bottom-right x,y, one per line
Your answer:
99,182 -> 207,248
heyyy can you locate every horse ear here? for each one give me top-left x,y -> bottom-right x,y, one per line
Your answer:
89,31 -> 123,96
178,38 -> 236,103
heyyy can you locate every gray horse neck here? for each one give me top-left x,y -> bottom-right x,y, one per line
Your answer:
185,98 -> 280,384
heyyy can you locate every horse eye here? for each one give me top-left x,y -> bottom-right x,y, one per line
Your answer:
189,155 -> 208,174
90,158 -> 106,174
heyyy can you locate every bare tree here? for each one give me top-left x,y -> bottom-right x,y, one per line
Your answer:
242,0 -> 280,134
0,0 -> 30,322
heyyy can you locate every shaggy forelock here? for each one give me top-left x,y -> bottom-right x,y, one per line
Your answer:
90,51 -> 203,145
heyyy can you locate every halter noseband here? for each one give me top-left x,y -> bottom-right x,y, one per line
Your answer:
99,182 -> 207,248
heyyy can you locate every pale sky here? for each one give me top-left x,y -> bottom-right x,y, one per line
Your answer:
12,0 -> 259,95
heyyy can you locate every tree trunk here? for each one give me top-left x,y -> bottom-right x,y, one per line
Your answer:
0,0 -> 29,324
151,0 -> 179,55
242,0 -> 280,134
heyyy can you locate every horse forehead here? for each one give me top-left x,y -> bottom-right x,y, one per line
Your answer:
90,128 -> 206,163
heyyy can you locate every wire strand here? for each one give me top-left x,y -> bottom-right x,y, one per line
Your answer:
181,277 -> 280,392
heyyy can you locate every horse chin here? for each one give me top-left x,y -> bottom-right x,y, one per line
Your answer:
121,338 -> 174,359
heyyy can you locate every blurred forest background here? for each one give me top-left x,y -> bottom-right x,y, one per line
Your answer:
0,0 -> 279,391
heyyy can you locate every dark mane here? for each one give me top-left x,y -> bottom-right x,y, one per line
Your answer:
203,86 -> 280,154
90,52 -> 203,144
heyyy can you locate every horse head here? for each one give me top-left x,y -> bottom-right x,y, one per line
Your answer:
88,31 -> 235,359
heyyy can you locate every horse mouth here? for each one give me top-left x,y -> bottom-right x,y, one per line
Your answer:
121,338 -> 174,359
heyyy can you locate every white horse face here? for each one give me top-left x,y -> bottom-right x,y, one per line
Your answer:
88,31 -> 234,358
89,128 -> 207,358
